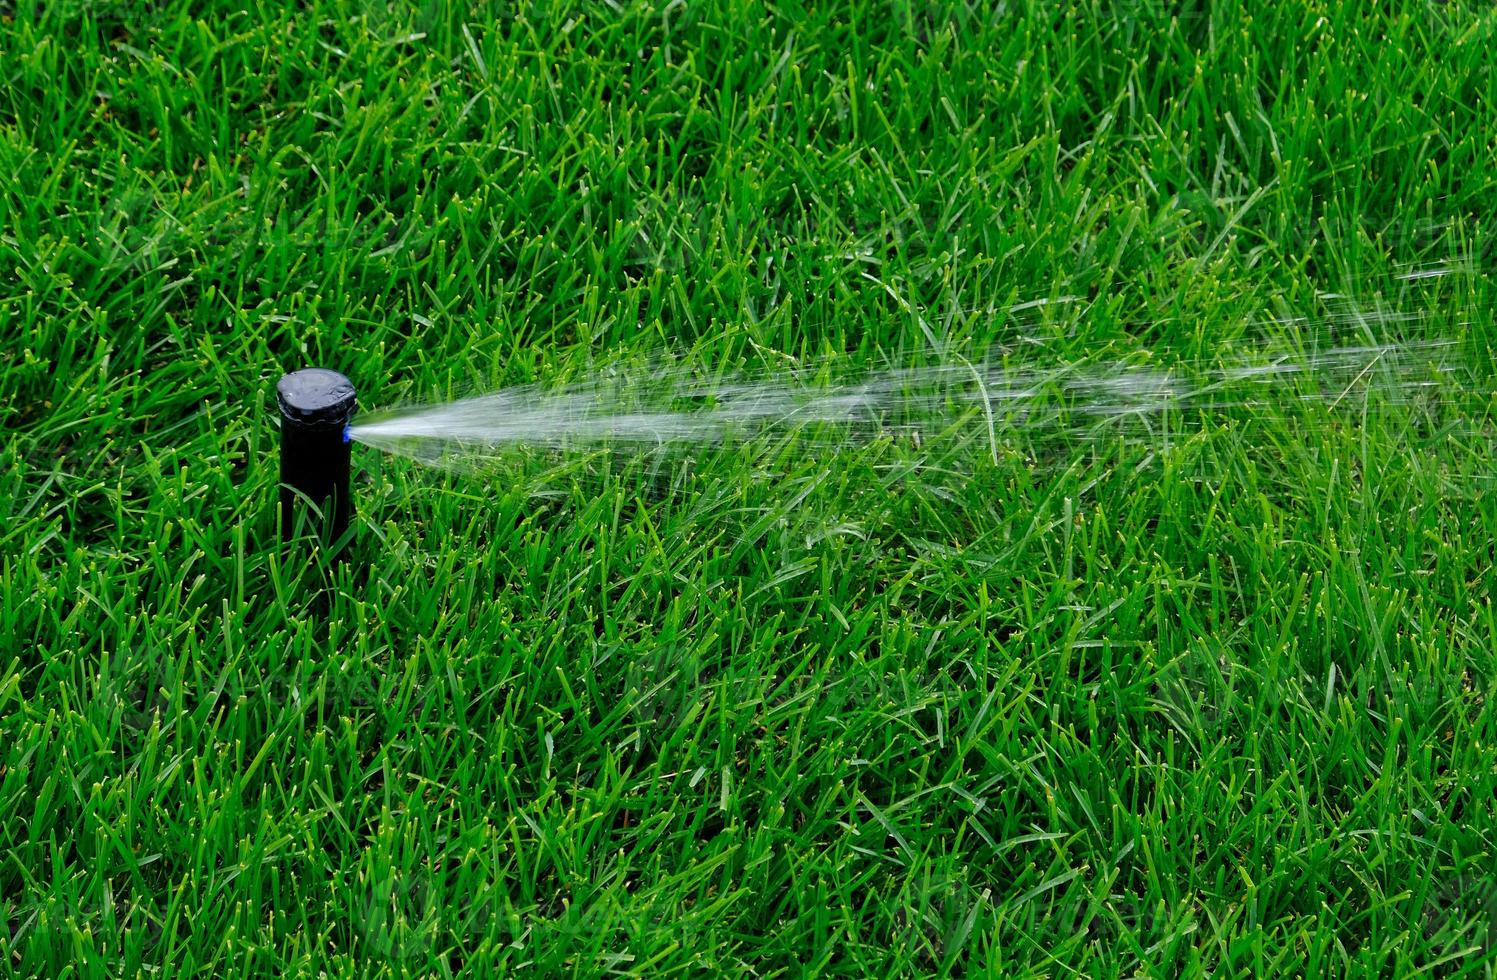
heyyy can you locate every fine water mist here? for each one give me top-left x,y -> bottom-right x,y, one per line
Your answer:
348,338 -> 1472,470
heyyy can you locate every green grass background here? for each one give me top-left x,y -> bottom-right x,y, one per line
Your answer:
4,0 -> 1497,975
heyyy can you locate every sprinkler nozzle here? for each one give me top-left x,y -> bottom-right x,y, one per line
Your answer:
277,368 -> 356,551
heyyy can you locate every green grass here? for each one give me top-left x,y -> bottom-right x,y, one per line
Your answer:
4,0 -> 1497,975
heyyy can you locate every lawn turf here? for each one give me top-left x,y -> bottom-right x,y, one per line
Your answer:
3,0 -> 1497,975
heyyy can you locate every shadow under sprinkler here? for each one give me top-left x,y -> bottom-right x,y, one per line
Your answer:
277,368 -> 356,554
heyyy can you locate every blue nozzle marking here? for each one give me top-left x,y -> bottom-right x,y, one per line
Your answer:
342,425 -> 353,445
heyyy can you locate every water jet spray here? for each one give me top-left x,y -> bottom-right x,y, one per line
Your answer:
277,368 -> 356,551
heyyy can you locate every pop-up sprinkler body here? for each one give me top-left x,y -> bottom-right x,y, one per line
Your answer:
277,368 -> 356,549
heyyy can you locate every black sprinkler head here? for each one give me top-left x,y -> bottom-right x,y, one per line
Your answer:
277,368 -> 356,551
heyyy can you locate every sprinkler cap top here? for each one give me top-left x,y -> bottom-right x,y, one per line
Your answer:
277,368 -> 356,427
